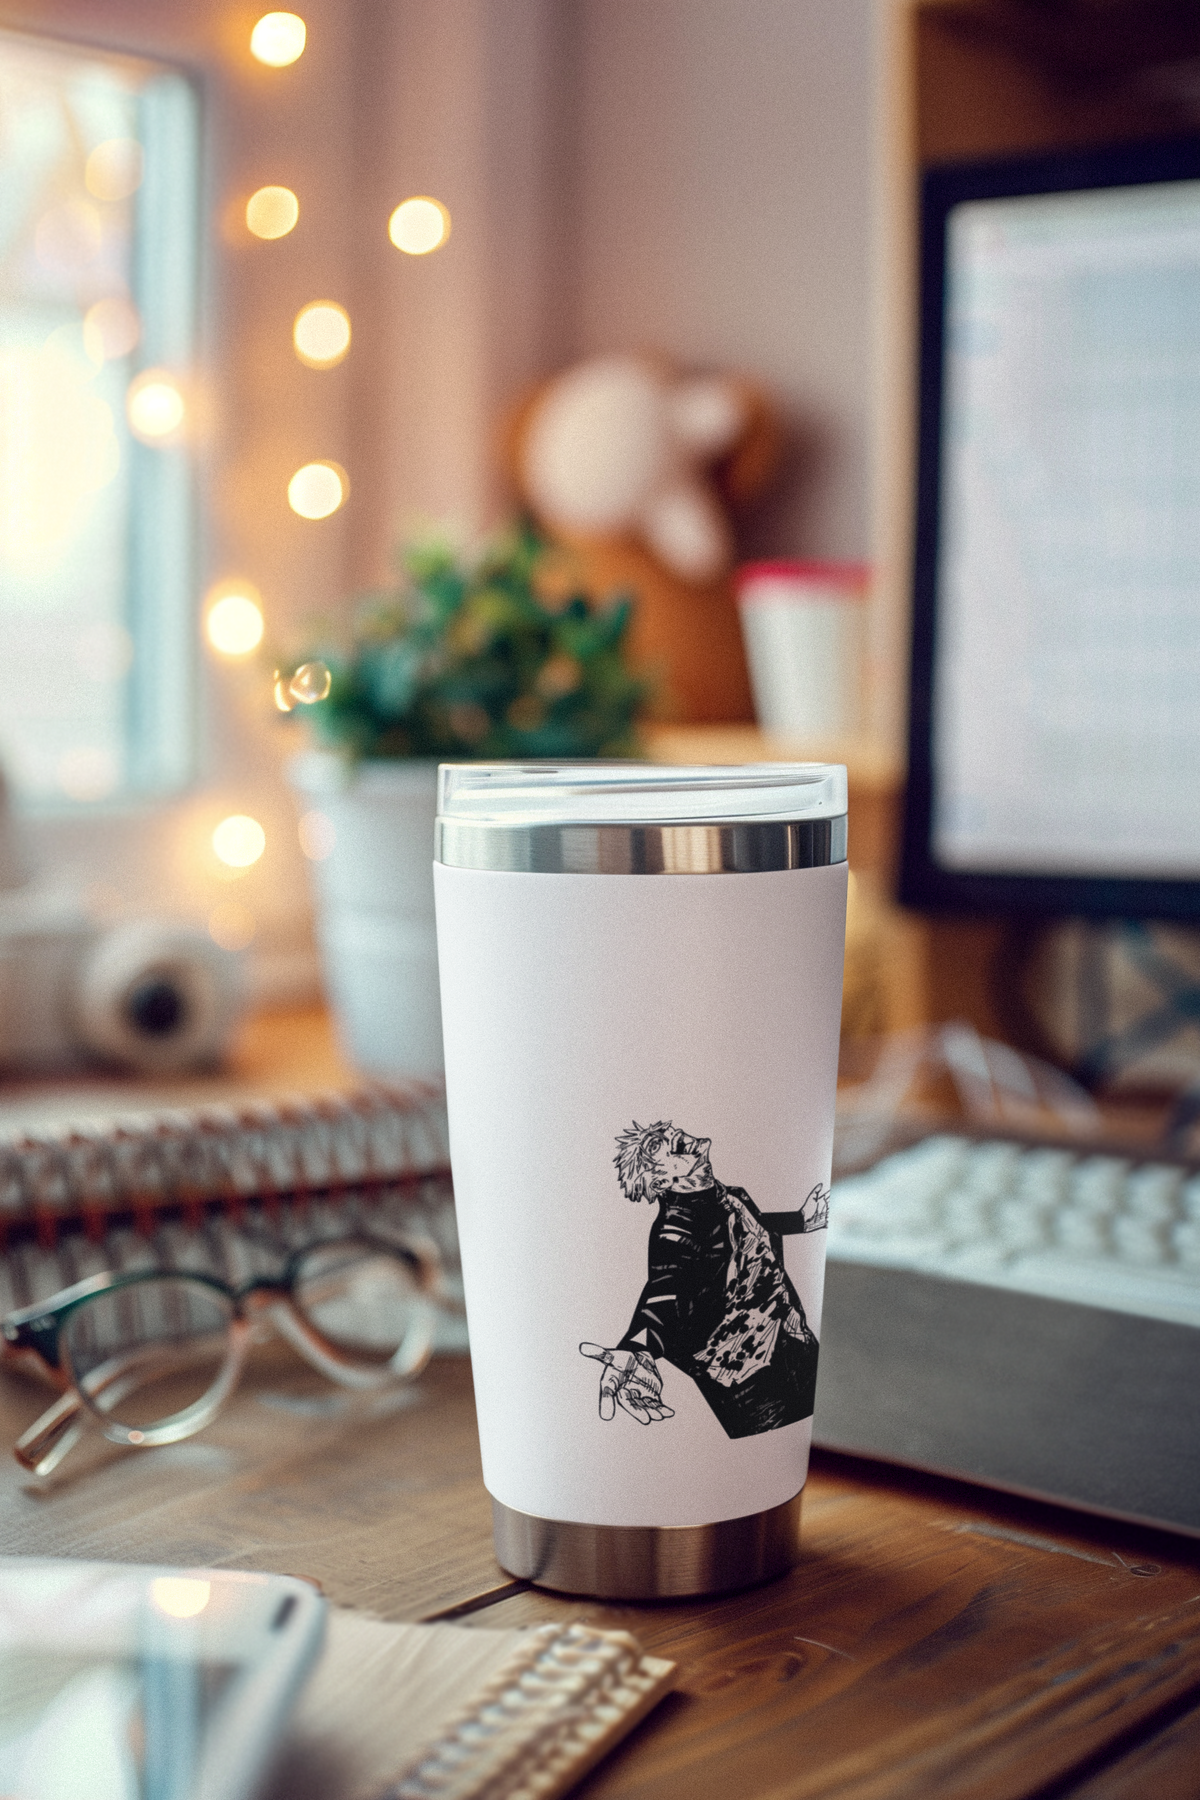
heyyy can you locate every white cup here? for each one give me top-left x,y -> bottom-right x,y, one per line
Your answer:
736,561 -> 869,737
434,762 -> 848,1597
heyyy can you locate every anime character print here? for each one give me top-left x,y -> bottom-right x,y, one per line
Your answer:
579,1122 -> 829,1440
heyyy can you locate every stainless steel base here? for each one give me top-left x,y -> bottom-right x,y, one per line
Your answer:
491,1491 -> 804,1600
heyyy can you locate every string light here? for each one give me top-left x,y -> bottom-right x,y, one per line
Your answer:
212,814 -> 266,869
287,461 -> 347,519
205,583 -> 264,656
246,186 -> 299,240
288,660 -> 331,702
388,196 -> 451,255
126,370 -> 185,442
293,301 -> 351,368
250,12 -> 306,66
274,661 -> 331,709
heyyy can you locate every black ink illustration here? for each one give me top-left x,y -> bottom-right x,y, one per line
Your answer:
579,1123 -> 829,1439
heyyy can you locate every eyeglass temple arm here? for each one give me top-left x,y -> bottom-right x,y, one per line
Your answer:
14,1389 -> 86,1477
14,1321 -> 254,1476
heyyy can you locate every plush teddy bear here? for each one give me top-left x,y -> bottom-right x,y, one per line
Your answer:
507,354 -> 780,722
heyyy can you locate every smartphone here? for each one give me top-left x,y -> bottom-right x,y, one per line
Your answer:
0,1557 -> 326,1800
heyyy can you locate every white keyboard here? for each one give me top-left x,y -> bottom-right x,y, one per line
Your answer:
828,1135 -> 1200,1329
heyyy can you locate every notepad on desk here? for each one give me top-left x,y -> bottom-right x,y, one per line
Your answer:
266,1608 -> 675,1800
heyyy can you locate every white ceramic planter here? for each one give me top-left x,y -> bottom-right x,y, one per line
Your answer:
288,754 -> 443,1078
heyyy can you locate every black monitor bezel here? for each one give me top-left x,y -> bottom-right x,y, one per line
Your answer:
901,136 -> 1200,922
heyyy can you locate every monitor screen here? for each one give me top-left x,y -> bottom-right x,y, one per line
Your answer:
902,140 -> 1200,920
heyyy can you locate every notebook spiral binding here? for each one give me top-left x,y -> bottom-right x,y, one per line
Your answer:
389,1623 -> 674,1800
0,1084 -> 464,1337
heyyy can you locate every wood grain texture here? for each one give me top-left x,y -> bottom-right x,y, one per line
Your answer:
464,1452 -> 1200,1800
6,1342 -> 1200,1799
0,1351 -> 498,1621
1059,1699 -> 1200,1800
6,1208 -> 1200,1797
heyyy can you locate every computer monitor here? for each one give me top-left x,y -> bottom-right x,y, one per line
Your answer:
901,137 -> 1200,922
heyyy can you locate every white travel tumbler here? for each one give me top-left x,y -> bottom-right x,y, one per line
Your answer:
434,763 -> 848,1598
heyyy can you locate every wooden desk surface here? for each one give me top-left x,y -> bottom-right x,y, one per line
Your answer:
1,1002 -> 1195,1793
4,1350 -> 1200,1800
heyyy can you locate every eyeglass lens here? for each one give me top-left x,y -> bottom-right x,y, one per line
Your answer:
58,1244 -> 431,1434
62,1276 -> 236,1434
291,1241 -> 430,1366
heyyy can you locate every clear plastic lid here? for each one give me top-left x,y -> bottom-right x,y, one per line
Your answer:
436,762 -> 847,826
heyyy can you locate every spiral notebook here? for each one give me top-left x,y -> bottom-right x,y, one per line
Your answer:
0,1083 -> 463,1328
267,1610 -> 676,1800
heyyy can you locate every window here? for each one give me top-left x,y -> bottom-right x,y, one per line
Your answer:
0,27 -> 198,808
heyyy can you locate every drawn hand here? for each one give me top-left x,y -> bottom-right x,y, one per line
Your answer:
798,1183 -> 830,1231
578,1343 -> 675,1425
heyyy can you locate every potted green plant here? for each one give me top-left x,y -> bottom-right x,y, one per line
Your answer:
283,522 -> 646,1078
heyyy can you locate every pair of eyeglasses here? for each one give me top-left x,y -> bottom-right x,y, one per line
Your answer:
1,1234 -> 443,1476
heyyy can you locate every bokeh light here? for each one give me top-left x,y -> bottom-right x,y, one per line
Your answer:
208,900 -> 257,951
126,369 -> 185,442
246,185 -> 299,240
212,814 -> 266,869
250,12 -> 307,66
288,660 -> 331,702
293,301 -> 351,368
150,1578 -> 211,1619
388,196 -> 451,255
287,461 -> 346,519
206,585 -> 265,656
83,296 -> 141,363
85,138 -> 144,202
298,809 -> 336,861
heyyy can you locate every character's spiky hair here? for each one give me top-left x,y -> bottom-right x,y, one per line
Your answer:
614,1120 -> 673,1203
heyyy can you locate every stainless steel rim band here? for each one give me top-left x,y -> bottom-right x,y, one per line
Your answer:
435,815 -> 847,874
491,1492 -> 804,1599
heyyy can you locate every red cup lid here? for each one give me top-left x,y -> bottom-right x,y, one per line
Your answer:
735,559 -> 870,598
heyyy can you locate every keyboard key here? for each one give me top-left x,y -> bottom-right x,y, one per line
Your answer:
828,1135 -> 1200,1327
